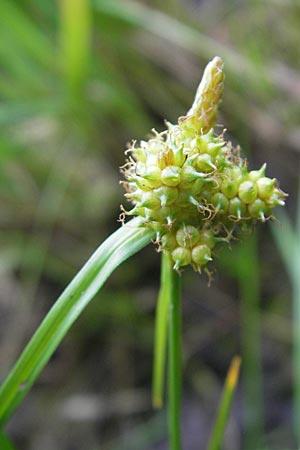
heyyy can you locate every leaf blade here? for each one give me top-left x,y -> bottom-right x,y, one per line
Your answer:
0,218 -> 154,426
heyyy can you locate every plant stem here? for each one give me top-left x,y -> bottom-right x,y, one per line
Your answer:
152,253 -> 170,408
207,356 -> 241,450
238,234 -> 264,449
167,254 -> 182,450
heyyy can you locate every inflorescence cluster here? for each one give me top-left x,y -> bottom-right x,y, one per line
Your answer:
120,57 -> 286,273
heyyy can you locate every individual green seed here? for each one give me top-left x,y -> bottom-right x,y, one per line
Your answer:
133,176 -> 153,192
180,165 -> 203,185
191,178 -> 205,195
212,192 -> 229,213
238,180 -> 257,204
256,177 -> 275,199
172,247 -> 192,268
154,186 -> 178,206
173,146 -> 186,166
248,199 -> 270,221
191,244 -> 212,266
196,135 -> 208,153
190,137 -> 200,153
206,141 -> 224,158
161,165 -> 181,187
129,206 -> 146,217
141,165 -> 162,188
195,154 -> 216,172
160,233 -> 177,251
248,163 -> 266,182
176,191 -> 191,207
188,195 -> 207,212
198,229 -> 215,248
133,147 -> 147,163
176,225 -> 200,247
221,178 -> 239,199
265,192 -> 286,207
143,205 -> 170,222
140,192 -> 161,209
125,190 -> 142,203
228,197 -> 246,219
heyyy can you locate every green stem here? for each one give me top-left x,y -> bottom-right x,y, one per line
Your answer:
152,253 -> 170,408
238,234 -> 264,449
167,254 -> 182,450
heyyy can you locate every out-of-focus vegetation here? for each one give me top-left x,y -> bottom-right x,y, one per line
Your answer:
0,1 -> 299,449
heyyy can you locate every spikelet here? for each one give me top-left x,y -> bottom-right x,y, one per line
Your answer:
120,57 -> 287,272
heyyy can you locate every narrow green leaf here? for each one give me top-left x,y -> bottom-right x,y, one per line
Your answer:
0,0 -> 54,67
59,0 -> 91,96
0,218 -> 154,426
152,253 -> 170,409
207,356 -> 241,450
0,431 -> 17,450
272,196 -> 300,445
271,210 -> 297,281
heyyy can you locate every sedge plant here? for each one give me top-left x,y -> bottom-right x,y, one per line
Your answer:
0,57 -> 286,449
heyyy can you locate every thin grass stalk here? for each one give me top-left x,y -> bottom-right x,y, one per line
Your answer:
152,253 -> 170,408
207,356 -> 241,450
167,254 -> 182,450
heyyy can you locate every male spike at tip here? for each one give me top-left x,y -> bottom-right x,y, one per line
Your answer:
179,56 -> 224,134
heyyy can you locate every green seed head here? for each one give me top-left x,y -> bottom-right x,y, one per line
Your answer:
121,57 -> 287,273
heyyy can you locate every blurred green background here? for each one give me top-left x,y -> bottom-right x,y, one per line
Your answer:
0,0 -> 299,449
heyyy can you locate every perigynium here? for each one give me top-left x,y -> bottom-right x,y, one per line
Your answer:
121,57 -> 286,273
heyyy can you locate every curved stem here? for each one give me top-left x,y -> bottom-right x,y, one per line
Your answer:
167,254 -> 182,450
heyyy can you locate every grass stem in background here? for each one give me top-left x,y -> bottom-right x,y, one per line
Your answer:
152,253 -> 170,408
294,184 -> 300,445
59,0 -> 91,98
167,254 -> 182,450
207,356 -> 241,450
271,191 -> 300,445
